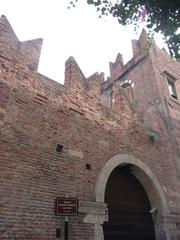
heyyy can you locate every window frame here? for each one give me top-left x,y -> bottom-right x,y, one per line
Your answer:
165,73 -> 178,99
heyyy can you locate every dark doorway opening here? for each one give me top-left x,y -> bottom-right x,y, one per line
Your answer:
103,165 -> 156,240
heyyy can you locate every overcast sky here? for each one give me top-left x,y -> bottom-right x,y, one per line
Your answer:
0,0 -> 167,83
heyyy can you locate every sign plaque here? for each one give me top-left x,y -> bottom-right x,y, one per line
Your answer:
55,197 -> 78,216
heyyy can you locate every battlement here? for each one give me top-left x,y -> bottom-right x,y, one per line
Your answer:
1,15 -> 180,115
0,15 -> 153,90
0,15 -> 137,135
0,15 -> 43,72
0,16 -> 161,89
108,29 -> 155,82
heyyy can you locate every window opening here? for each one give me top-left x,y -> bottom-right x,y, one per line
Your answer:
167,77 -> 177,99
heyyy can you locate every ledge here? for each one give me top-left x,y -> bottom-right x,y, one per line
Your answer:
79,201 -> 107,215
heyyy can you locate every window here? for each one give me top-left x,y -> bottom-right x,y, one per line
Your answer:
167,77 -> 177,99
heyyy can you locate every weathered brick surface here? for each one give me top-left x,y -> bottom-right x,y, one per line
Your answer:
0,15 -> 180,240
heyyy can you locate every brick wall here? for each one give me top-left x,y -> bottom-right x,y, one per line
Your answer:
1,15 -> 180,240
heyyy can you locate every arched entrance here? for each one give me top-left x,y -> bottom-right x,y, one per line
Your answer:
94,154 -> 169,240
103,164 -> 156,240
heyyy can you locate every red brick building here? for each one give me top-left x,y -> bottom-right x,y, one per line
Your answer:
0,15 -> 180,240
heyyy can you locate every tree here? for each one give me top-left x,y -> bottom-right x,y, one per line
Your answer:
69,0 -> 180,59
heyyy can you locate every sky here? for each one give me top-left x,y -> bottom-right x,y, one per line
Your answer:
0,0 -> 167,84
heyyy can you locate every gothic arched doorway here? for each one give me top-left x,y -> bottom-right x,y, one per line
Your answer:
103,164 -> 156,240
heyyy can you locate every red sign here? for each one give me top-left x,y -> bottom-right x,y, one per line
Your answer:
55,197 -> 78,216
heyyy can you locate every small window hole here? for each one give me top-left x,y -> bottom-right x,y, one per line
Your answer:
56,144 -> 63,152
86,164 -> 91,170
56,228 -> 61,239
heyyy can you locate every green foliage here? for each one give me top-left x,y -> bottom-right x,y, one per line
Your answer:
148,132 -> 156,142
69,0 -> 180,59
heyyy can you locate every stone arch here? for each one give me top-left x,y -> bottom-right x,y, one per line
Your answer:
94,154 -> 170,240
95,154 -> 168,213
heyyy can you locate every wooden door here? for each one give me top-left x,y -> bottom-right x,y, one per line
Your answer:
103,165 -> 156,240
